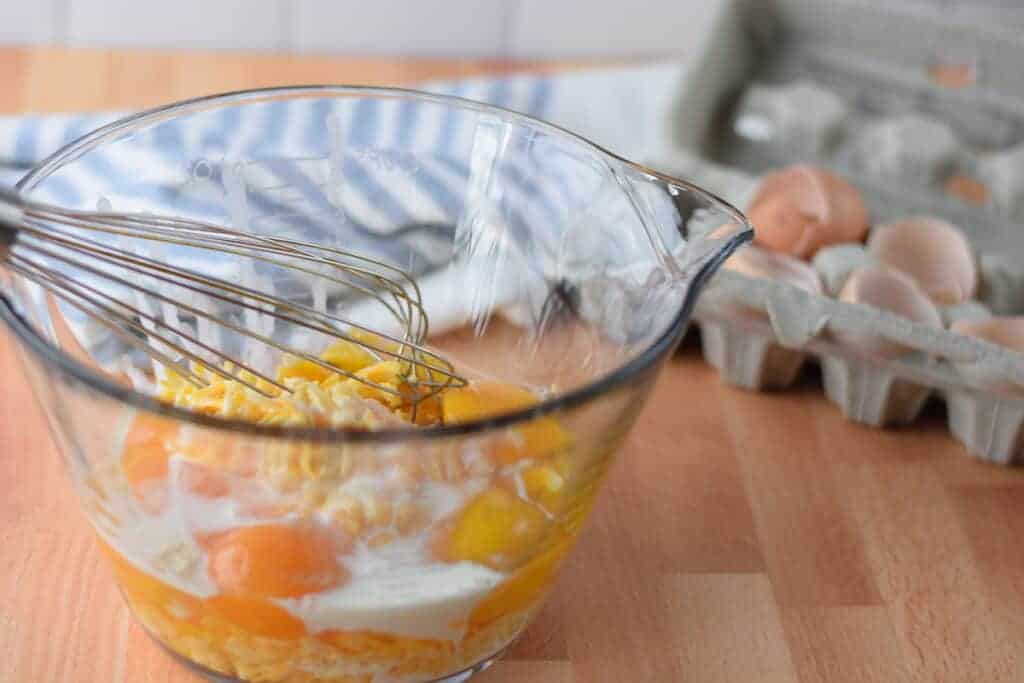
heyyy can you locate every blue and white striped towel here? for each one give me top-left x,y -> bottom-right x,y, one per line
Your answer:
0,62 -> 687,191
3,63 -> 695,345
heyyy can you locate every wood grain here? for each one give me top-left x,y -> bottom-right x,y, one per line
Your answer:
666,573 -> 798,681
2,46 -> 1024,683
780,607 -> 907,683
720,386 -> 882,608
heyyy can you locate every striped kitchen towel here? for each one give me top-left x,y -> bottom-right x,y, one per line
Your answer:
0,61 -> 687,196
1,61 -> 689,267
2,63 -> 694,346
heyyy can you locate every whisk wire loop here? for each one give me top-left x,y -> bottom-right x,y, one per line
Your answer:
1,190 -> 467,415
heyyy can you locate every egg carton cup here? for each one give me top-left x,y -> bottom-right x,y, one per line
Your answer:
691,269 -> 1024,465
699,318 -> 807,390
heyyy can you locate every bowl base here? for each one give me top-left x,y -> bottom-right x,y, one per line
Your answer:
155,636 -> 504,683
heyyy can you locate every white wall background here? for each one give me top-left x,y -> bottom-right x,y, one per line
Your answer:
1,0 -> 1023,58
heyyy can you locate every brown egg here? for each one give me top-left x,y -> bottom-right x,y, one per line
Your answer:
721,244 -> 823,320
835,265 -> 943,357
867,216 -> 977,306
950,317 -> 1024,395
747,165 -> 869,259
950,316 -> 1024,350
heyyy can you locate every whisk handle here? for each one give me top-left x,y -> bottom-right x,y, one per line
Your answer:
0,187 -> 25,257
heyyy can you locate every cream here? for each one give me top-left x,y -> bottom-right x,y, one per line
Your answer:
280,537 -> 503,641
103,424 -> 505,644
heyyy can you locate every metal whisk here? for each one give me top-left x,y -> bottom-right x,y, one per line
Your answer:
0,188 -> 467,409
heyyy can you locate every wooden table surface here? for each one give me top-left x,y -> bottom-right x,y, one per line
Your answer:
2,47 -> 1024,683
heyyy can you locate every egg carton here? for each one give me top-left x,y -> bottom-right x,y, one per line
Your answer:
692,248 -> 1024,466
651,148 -> 1024,464
657,150 -> 1024,465
649,0 -> 1024,465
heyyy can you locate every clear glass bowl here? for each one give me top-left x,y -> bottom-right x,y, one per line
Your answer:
3,87 -> 751,683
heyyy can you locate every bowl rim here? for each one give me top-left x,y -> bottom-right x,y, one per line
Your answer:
4,84 -> 751,443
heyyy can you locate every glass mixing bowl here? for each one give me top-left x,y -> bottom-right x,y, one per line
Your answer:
3,87 -> 751,683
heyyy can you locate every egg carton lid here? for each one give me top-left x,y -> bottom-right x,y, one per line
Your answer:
668,2 -> 1024,251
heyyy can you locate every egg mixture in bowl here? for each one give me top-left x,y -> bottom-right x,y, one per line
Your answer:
6,87 -> 751,682
92,336 -> 582,682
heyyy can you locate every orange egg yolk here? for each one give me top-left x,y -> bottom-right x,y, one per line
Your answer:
442,382 -> 570,464
204,594 -> 307,640
203,524 -> 348,599
121,414 -> 179,513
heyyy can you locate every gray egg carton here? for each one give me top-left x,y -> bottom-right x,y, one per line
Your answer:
651,0 -> 1024,465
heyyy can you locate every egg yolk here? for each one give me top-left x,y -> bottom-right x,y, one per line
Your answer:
277,339 -> 377,385
400,392 -> 443,426
519,464 -> 567,514
204,595 -> 307,640
441,381 -> 536,422
203,525 -> 348,599
276,358 -> 333,384
441,382 -> 570,464
433,488 -> 550,572
102,538 -> 307,643
468,532 -> 571,631
321,339 -> 377,373
121,414 -> 179,513
349,361 -> 407,408
98,539 -> 202,618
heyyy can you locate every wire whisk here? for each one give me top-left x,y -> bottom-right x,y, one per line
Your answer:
0,188 -> 467,413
